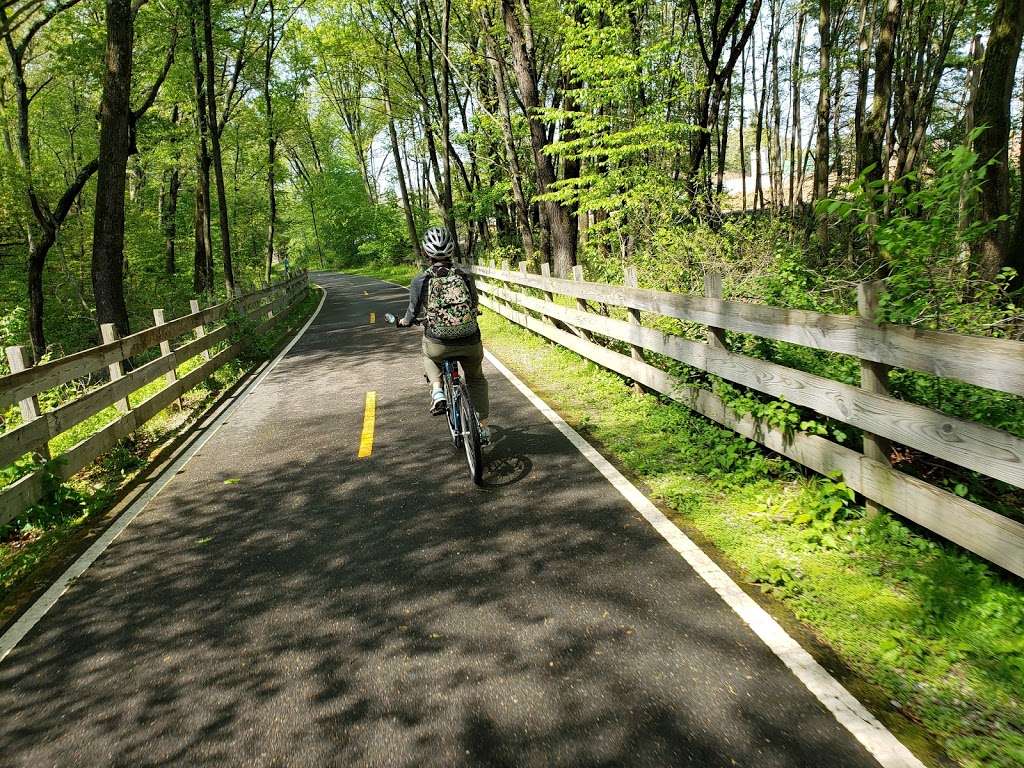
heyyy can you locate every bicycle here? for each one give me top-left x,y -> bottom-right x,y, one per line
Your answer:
384,313 -> 484,485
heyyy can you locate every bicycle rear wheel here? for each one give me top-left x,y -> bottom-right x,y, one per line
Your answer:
444,374 -> 461,448
458,382 -> 483,485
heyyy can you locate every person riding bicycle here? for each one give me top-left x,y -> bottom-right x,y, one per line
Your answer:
398,227 -> 490,445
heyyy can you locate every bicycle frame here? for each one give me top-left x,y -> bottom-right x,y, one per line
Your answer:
385,312 -> 483,484
442,359 -> 477,444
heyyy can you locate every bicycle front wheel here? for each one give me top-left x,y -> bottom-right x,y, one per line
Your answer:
458,382 -> 483,485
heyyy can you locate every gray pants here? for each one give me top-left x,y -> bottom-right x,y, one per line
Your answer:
422,336 -> 489,419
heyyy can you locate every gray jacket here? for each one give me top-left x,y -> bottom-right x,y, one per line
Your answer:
402,264 -> 480,342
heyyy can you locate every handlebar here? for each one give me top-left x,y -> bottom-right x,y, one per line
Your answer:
383,313 -> 420,327
383,310 -> 481,327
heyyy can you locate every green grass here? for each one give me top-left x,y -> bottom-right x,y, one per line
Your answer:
0,288 -> 321,609
477,308 -> 1024,768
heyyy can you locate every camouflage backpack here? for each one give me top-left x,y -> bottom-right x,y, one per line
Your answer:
424,268 -> 478,340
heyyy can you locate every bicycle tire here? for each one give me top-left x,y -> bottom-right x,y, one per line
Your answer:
458,381 -> 483,485
445,375 -> 461,449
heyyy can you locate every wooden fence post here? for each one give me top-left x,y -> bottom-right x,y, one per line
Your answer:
572,265 -> 595,341
519,260 -> 528,275
704,272 -> 727,348
624,266 -> 646,394
540,262 -> 554,301
100,323 -> 130,414
5,346 -> 50,459
152,309 -> 182,409
858,280 -> 892,517
538,262 -> 561,327
190,299 -> 211,361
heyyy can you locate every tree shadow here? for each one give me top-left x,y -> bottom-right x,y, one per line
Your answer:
0,273 -> 883,767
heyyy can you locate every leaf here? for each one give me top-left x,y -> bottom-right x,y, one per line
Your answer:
223,478 -> 241,485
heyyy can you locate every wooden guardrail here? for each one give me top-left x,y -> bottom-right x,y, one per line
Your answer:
462,260 -> 1024,579
0,271 -> 310,527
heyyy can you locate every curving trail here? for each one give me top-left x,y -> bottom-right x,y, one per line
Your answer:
0,273 -> 906,767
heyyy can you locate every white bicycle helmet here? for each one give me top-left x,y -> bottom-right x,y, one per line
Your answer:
422,226 -> 455,260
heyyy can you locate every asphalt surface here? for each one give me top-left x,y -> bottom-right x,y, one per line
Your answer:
0,273 -> 888,767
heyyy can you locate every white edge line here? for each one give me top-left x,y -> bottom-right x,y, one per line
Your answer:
483,347 -> 926,768
0,284 -> 328,665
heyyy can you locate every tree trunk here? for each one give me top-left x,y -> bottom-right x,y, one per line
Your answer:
264,0 -> 276,283
162,104 -> 181,275
483,21 -> 536,262
769,0 -> 783,210
190,15 -> 214,293
789,7 -> 805,212
814,0 -> 831,246
856,0 -> 900,183
201,0 -> 235,295
383,79 -> 423,262
27,233 -> 53,359
754,21 -> 770,209
739,47 -> 747,212
969,0 -> 1024,280
831,51 -> 844,181
717,35 -> 735,198
500,0 -> 576,276
163,166 -> 180,275
853,0 -> 873,169
91,0 -> 134,337
437,0 -> 461,259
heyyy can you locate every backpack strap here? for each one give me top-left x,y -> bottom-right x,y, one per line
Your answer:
413,268 -> 432,318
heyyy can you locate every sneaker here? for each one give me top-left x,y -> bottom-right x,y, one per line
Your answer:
478,425 -> 491,446
430,390 -> 446,415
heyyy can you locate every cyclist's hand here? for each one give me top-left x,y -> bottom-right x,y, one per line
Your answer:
397,317 -> 411,327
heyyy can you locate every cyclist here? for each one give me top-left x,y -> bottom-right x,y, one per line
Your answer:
398,227 -> 490,444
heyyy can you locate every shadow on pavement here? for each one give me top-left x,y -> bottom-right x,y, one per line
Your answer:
0,273 -> 882,768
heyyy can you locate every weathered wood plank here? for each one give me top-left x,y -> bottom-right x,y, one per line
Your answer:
467,263 -> 1024,396
190,299 -> 211,361
479,294 -> 1024,578
0,273 -> 306,411
100,324 -> 130,414
0,471 -> 44,528
624,267 -> 646,395
0,325 -> 231,470
153,309 -> 179,394
0,285 -> 307,527
57,339 -> 247,479
5,347 -> 43,425
478,281 -> 1024,489
858,281 -> 893,517
53,287 -> 305,480
703,273 -> 727,348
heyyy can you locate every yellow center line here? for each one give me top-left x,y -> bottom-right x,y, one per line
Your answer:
357,391 -> 377,458
369,311 -> 376,324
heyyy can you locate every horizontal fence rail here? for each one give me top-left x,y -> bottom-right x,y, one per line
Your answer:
0,271 -> 310,527
466,263 -> 1024,397
462,260 -> 1024,579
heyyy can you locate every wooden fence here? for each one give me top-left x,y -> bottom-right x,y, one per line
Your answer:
461,259 -> 1024,579
0,271 -> 310,527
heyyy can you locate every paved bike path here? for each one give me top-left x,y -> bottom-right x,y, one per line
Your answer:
0,273 -> 894,767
